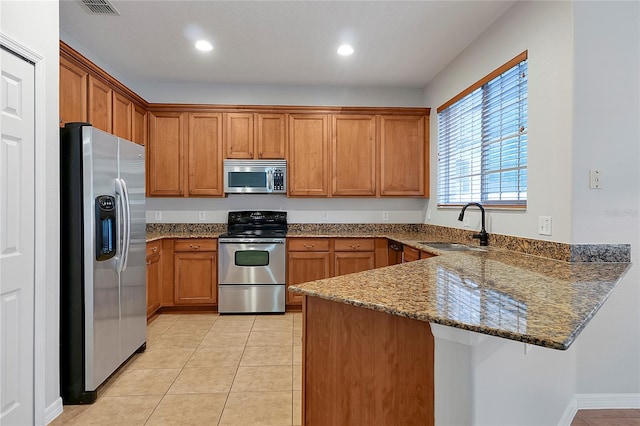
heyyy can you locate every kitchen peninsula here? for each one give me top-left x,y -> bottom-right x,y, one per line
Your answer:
288,237 -> 630,425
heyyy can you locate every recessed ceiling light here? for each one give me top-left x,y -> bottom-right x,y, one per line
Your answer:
195,40 -> 213,52
337,44 -> 354,56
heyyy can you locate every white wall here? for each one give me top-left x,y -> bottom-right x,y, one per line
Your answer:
0,0 -> 61,421
60,31 -> 426,108
146,196 -> 426,224
423,0 -> 640,409
571,1 -> 640,395
423,1 -> 575,243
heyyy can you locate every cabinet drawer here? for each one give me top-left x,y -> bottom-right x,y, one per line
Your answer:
146,240 -> 162,256
333,238 -> 375,252
288,238 -> 330,251
174,239 -> 217,252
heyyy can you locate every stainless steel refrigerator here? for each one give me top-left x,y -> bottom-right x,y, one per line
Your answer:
60,123 -> 146,404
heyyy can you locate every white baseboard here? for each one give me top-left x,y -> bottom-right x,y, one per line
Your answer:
577,393 -> 640,409
558,393 -> 640,426
558,395 -> 578,426
45,397 -> 63,425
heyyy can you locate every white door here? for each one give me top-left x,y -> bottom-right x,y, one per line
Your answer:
0,47 -> 35,425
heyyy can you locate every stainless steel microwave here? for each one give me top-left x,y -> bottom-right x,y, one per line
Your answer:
223,159 -> 287,194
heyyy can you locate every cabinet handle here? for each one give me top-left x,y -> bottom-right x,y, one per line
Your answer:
151,247 -> 158,253
190,244 -> 200,249
349,244 -> 360,249
303,244 -> 314,249
146,260 -> 151,266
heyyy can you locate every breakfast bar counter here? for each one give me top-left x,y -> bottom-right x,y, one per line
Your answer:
289,240 -> 631,425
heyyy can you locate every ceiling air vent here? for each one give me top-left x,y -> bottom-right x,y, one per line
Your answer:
78,0 -> 120,15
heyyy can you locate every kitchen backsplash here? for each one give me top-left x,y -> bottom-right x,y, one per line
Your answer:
146,223 -> 630,263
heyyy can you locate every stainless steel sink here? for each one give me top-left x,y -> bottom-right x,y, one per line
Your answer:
418,242 -> 486,252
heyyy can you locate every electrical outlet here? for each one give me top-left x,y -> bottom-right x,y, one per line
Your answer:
198,211 -> 205,221
154,211 -> 162,221
382,211 -> 389,221
463,218 -> 470,228
322,211 -> 329,222
538,216 -> 552,236
589,169 -> 602,189
427,209 -> 431,220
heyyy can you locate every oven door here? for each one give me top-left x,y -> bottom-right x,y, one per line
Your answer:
218,238 -> 286,313
218,238 -> 286,285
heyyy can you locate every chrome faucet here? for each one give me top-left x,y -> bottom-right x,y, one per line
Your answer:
458,202 -> 489,246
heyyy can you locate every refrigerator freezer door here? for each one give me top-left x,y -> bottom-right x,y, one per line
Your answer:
81,127 -> 120,390
118,138 -> 146,363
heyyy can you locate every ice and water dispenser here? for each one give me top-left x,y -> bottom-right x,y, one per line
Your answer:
95,195 -> 116,261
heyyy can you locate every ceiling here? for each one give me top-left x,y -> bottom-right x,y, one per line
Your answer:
59,0 -> 515,89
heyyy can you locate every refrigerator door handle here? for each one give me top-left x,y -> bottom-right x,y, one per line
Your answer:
119,178 -> 132,272
114,178 -> 130,273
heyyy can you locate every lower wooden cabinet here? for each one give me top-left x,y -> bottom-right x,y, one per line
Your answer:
287,238 -> 384,306
173,239 -> 217,305
403,245 -> 435,262
286,238 -> 331,306
333,238 -> 375,277
146,241 -> 162,319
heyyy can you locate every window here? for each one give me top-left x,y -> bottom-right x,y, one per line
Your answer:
437,51 -> 528,207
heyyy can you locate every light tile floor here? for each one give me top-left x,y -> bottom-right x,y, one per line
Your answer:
51,313 -> 303,426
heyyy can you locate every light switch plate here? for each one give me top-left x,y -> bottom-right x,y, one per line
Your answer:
538,216 -> 552,236
589,169 -> 602,189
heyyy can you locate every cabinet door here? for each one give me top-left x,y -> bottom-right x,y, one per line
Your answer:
174,252 -> 217,304
132,103 -> 147,146
334,252 -> 375,277
256,113 -> 286,159
59,57 -> 87,127
148,112 -> 185,196
288,114 -> 330,196
379,115 -> 427,196
332,115 -> 376,196
286,252 -> 331,305
225,113 -> 254,158
188,113 -> 223,196
403,246 -> 420,262
87,75 -> 112,133
112,92 -> 132,140
146,252 -> 161,318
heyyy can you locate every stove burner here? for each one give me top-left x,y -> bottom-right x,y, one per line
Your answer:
222,210 -> 288,239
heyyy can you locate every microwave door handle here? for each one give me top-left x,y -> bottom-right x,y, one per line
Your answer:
267,169 -> 274,192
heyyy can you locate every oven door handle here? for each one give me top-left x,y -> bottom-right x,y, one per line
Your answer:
218,238 -> 285,244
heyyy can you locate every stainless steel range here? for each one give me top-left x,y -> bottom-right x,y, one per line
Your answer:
218,211 -> 287,313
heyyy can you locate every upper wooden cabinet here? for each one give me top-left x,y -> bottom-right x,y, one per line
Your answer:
59,41 -> 148,145
112,91 -> 132,140
87,75 -> 112,133
225,113 -> 254,158
132,103 -> 147,146
188,113 -> 223,196
224,112 -> 286,159
148,112 -> 185,197
331,115 -> 376,196
256,113 -> 286,159
288,114 -> 330,197
147,111 -> 224,197
379,115 -> 429,197
59,56 -> 87,127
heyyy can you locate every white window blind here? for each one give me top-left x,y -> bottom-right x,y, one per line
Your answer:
437,53 -> 528,207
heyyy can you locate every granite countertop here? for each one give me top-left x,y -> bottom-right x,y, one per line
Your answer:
289,237 -> 630,350
146,225 -> 630,349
